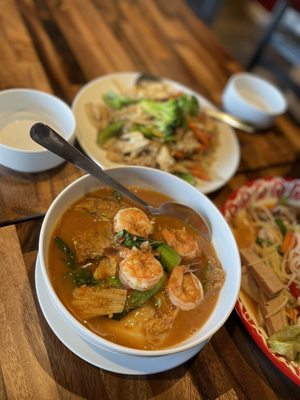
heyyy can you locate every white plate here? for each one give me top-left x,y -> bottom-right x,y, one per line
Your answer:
35,254 -> 204,375
72,72 -> 240,194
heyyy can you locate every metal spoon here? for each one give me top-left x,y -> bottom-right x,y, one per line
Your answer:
203,108 -> 255,133
30,123 -> 211,241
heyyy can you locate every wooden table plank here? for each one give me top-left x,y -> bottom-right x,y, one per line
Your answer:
0,163 -> 83,227
3,163 -> 297,399
1,240 -> 298,399
0,0 -> 299,227
0,1 -> 299,396
0,226 -> 60,400
0,0 -> 51,91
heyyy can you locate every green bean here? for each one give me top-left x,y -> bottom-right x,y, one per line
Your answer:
54,236 -> 77,269
156,244 -> 181,272
113,273 -> 167,320
97,121 -> 124,145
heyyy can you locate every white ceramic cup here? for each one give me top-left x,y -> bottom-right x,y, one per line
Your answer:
222,73 -> 287,129
0,89 -> 76,173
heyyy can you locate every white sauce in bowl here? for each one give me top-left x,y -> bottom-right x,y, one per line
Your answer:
0,119 -> 43,151
238,89 -> 273,112
0,110 -> 59,152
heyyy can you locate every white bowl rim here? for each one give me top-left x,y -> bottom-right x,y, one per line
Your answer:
228,72 -> 287,115
0,88 -> 75,154
39,166 -> 241,357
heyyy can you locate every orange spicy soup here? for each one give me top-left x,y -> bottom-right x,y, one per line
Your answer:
48,187 -> 225,350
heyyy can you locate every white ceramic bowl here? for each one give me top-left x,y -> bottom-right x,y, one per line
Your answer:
0,89 -> 76,172
38,166 -> 241,357
222,73 -> 287,129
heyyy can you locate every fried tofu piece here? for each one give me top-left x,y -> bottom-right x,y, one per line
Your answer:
93,258 -> 117,279
240,247 -> 284,298
265,309 -> 288,336
73,228 -> 113,263
241,264 -> 259,302
72,286 -> 127,319
74,197 -> 124,221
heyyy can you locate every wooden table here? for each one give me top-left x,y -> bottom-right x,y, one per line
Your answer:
0,1 -> 299,399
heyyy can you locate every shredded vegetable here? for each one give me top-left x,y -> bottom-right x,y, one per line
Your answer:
85,80 -> 219,183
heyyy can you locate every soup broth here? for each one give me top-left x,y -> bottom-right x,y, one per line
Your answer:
48,187 -> 225,350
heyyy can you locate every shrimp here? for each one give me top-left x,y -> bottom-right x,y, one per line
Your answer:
161,227 -> 199,260
119,248 -> 164,291
114,207 -> 153,237
167,265 -> 204,310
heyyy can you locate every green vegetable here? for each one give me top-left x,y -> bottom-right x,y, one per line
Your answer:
275,217 -> 287,236
54,236 -> 77,269
114,229 -> 181,273
156,243 -> 181,272
97,121 -> 124,145
140,98 -> 180,138
103,91 -> 138,109
256,237 -> 265,247
177,94 -> 199,117
279,196 -> 289,206
114,229 -> 149,248
267,325 -> 300,360
172,171 -> 197,186
130,124 -> 163,139
108,276 -> 122,288
69,267 -> 97,286
113,272 -> 167,320
113,190 -> 122,201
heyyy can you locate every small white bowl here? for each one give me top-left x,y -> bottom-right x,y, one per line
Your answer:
222,73 -> 287,129
38,166 -> 241,358
0,89 -> 76,173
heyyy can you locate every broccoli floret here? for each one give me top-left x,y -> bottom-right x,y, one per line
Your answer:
103,91 -> 138,109
177,94 -> 199,117
140,98 -> 180,137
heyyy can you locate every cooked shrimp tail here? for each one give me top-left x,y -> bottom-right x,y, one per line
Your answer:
114,207 -> 153,237
167,265 -> 204,310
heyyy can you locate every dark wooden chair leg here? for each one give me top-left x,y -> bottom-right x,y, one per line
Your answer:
247,0 -> 289,69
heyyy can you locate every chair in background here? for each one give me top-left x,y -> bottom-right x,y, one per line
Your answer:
247,0 -> 300,98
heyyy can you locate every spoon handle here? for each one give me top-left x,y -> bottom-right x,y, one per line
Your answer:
204,109 -> 255,133
30,123 -> 149,210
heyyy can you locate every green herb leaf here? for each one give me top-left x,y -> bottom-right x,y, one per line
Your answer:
113,273 -> 167,320
54,236 -> 77,269
97,121 -> 124,145
275,217 -> 287,236
172,172 -> 197,186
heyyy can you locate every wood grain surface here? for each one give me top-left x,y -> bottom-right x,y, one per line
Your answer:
0,0 -> 299,399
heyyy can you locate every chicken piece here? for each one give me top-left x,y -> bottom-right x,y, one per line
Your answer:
174,130 -> 201,155
109,131 -> 150,158
156,145 -> 175,171
73,228 -> 113,263
93,257 -> 117,280
144,290 -> 178,336
144,315 -> 177,336
72,286 -> 127,319
74,197 -> 124,221
85,102 -> 112,130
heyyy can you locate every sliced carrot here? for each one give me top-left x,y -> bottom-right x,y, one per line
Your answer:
174,150 -> 185,159
197,114 -> 206,123
188,121 -> 210,147
171,91 -> 184,98
286,307 -> 298,324
187,164 -> 210,181
282,231 -> 296,253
